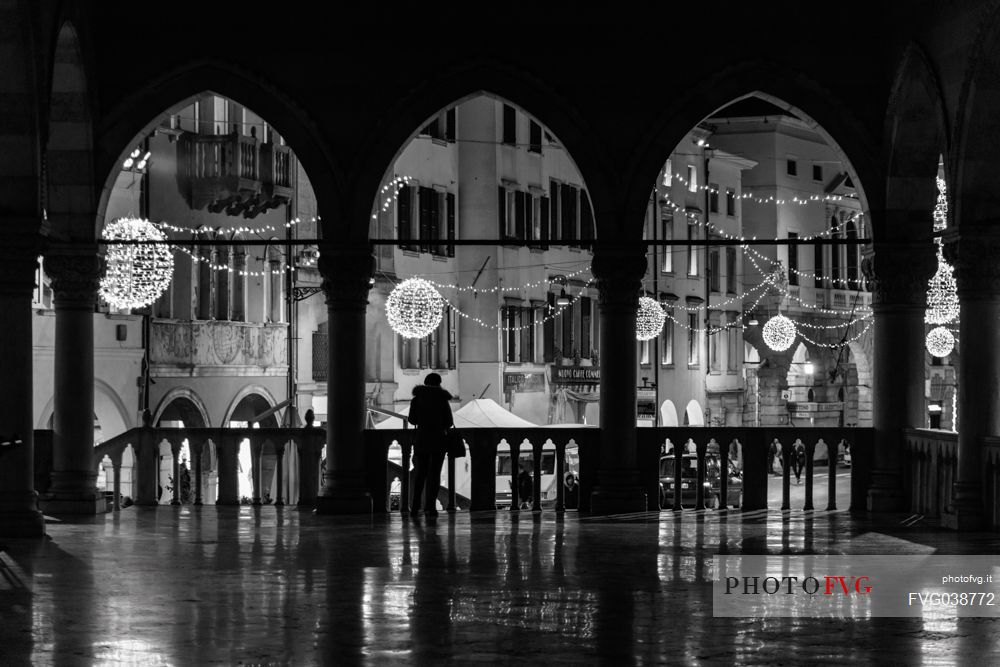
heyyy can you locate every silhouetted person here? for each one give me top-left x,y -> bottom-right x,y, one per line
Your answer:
564,472 -> 580,510
518,461 -> 533,509
792,441 -> 806,484
407,372 -> 453,518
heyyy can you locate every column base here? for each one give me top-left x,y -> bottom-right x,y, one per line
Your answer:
39,494 -> 108,515
0,492 -> 46,537
942,482 -> 984,531
589,470 -> 647,514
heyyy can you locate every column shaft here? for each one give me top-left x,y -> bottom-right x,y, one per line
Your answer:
315,246 -> 374,514
42,249 -> 104,514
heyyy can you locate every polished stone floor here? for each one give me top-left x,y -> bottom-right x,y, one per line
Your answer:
1,506 -> 998,665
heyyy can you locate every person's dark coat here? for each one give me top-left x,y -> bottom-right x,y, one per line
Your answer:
408,385 -> 454,450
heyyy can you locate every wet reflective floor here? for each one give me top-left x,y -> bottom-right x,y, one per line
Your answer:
1,507 -> 998,665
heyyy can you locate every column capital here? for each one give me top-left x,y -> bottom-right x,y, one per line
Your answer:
591,246 -> 647,311
46,245 -> 102,310
0,229 -> 43,296
942,229 -> 1000,300
318,244 -> 374,310
860,242 -> 935,308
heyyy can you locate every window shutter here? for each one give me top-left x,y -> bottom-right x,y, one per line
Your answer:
581,296 -> 591,358
561,183 -> 575,243
397,184 -> 412,250
543,292 -> 555,362
520,308 -> 532,362
526,193 -> 534,243
445,108 -> 456,142
419,186 -> 432,253
498,185 -> 507,239
429,191 -> 441,254
515,190 -> 526,240
581,189 -> 594,246
446,192 -> 456,257
550,180 -> 559,242
540,195 -> 550,250
562,299 -> 574,357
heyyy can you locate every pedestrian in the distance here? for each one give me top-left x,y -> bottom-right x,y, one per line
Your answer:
407,372 -> 454,518
792,441 -> 806,484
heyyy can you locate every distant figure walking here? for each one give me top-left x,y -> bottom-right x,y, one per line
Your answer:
407,373 -> 454,518
518,461 -> 533,509
792,441 -> 806,484
768,440 -> 782,475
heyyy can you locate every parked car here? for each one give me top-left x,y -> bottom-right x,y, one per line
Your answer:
658,453 -> 742,509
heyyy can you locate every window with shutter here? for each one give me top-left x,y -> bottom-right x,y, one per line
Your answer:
550,180 -> 560,243
520,307 -> 532,362
515,190 -> 526,240
726,247 -> 737,294
540,195 -> 550,250
498,185 -> 507,240
543,292 -> 555,362
446,192 -> 456,257
814,242 -> 824,288
709,184 -> 719,213
418,186 -> 432,253
562,299 -> 574,357
561,183 -> 576,244
528,120 -> 542,153
580,190 -> 594,246
428,190 -> 441,255
581,296 -> 591,359
397,184 -> 414,251
788,232 -> 799,286
505,307 -> 517,362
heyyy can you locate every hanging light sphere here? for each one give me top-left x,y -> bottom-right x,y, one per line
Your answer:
386,278 -> 444,339
635,296 -> 666,341
762,314 -> 796,352
926,326 -> 955,358
925,252 -> 959,325
99,217 -> 174,310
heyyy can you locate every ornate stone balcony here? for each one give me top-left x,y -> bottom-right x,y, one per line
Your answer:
150,320 -> 288,376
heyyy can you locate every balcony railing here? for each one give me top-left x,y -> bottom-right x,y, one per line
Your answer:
31,425 -> 872,514
905,428 -> 1000,530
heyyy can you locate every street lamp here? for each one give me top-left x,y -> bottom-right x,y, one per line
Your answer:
551,274 -> 571,307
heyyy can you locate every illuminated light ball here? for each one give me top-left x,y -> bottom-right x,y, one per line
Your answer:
762,314 -> 796,352
925,326 -> 955,358
635,296 -> 666,341
386,278 -> 444,339
99,217 -> 175,310
924,255 -> 959,325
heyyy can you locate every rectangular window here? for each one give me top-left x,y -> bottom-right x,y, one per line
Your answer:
687,220 -> 698,276
661,217 -> 673,273
561,183 -> 577,243
708,247 -> 720,292
663,158 -> 673,187
528,120 -> 542,153
688,313 -> 699,366
709,183 -> 719,213
726,247 -> 737,294
418,186 -> 434,253
531,195 -> 541,242
504,306 -> 517,363
580,296 -> 592,359
640,339 -> 650,365
686,164 -> 698,192
506,189 -> 517,239
813,164 -> 823,181
515,190 -> 526,240
549,180 -> 560,242
726,188 -> 736,216
561,299 -> 574,358
661,308 -> 674,365
519,307 -> 534,363
788,232 -> 799,286
787,158 -> 798,176
502,104 -> 516,145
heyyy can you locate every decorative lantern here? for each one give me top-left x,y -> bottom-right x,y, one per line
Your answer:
925,249 -> 959,325
635,296 -> 666,341
99,217 -> 174,310
386,278 -> 444,339
762,314 -> 796,352
925,326 -> 955,358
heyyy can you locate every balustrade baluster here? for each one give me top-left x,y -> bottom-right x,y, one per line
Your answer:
170,440 -> 182,506
275,441 -> 286,507
192,438 -> 203,506
510,440 -> 520,511
673,442 -> 683,511
695,439 -> 706,511
532,439 -> 542,513
555,439 -> 566,512
826,440 -> 837,511
804,440 -> 815,511
111,456 -> 122,512
401,438 -> 411,515
249,437 -> 263,506
781,440 -> 791,511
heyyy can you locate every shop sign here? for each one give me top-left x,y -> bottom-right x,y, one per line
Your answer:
504,372 -> 545,392
552,365 -> 601,384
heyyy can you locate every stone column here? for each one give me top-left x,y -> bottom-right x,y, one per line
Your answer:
0,229 -> 46,536
942,229 -> 1000,529
315,245 -> 374,514
170,440 -> 182,506
274,441 -> 286,507
41,247 -> 104,514
589,246 -> 648,513
862,241 -> 935,513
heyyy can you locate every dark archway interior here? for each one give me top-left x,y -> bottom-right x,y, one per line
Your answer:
157,397 -> 207,429
229,394 -> 279,428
